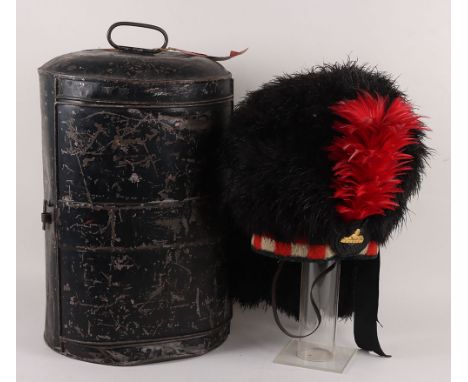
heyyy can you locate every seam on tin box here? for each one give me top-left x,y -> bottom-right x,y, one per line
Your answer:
54,96 -> 233,108
59,319 -> 231,347
38,70 -> 232,84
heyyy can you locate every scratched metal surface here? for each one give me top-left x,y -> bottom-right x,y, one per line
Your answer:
39,49 -> 233,365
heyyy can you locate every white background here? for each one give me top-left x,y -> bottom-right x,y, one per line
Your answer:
16,0 -> 450,381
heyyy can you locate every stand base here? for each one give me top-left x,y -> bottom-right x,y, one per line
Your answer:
273,340 -> 356,373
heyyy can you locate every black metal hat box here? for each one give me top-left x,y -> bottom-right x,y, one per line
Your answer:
38,22 -> 232,365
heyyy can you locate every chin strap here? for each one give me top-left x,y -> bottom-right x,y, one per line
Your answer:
271,255 -> 390,357
271,260 -> 336,338
353,253 -> 390,357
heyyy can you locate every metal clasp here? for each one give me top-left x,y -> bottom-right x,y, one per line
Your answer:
41,200 -> 52,230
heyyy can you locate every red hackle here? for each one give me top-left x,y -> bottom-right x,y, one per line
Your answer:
327,92 -> 424,221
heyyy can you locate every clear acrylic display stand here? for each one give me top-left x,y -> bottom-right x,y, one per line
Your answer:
273,261 -> 356,373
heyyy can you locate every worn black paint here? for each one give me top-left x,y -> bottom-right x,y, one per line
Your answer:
39,47 -> 233,365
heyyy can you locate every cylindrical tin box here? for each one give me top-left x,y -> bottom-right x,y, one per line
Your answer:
39,23 -> 232,365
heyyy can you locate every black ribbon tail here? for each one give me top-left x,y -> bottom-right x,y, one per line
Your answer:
353,253 -> 391,357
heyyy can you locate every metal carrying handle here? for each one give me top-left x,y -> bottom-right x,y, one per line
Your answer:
107,21 -> 169,54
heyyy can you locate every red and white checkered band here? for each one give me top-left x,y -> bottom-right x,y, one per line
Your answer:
251,234 -> 379,261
